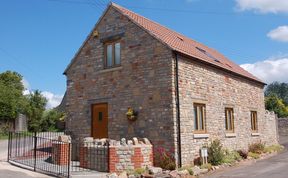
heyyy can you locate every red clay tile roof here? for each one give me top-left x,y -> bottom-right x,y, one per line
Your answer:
111,3 -> 264,84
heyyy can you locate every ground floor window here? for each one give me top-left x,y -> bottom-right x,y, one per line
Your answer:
194,103 -> 206,133
225,108 -> 234,132
251,111 -> 258,132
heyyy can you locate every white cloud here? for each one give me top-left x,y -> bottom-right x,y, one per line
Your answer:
21,78 -> 30,89
236,0 -> 288,13
42,91 -> 64,109
21,78 -> 63,109
241,57 -> 288,84
267,26 -> 288,42
21,78 -> 31,95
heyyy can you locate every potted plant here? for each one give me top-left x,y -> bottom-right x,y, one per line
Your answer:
126,107 -> 138,121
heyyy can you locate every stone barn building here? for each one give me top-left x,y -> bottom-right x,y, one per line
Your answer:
63,3 -> 278,166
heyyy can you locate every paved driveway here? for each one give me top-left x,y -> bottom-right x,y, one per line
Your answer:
204,136 -> 288,178
0,137 -> 53,178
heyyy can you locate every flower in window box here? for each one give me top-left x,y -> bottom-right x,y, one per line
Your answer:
126,107 -> 138,121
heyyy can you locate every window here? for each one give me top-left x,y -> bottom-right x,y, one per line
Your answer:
98,112 -> 103,121
225,108 -> 234,132
251,111 -> 258,132
105,41 -> 121,68
194,103 -> 206,133
195,46 -> 222,64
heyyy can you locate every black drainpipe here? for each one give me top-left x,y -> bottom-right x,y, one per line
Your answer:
174,51 -> 182,167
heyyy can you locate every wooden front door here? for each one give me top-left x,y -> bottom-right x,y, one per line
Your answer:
91,103 -> 108,139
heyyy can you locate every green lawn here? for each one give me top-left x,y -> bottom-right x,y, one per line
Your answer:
0,134 -> 8,140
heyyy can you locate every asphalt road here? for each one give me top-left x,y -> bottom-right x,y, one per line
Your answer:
0,140 -> 7,161
0,134 -> 57,178
204,136 -> 288,178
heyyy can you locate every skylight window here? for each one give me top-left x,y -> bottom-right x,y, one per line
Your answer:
226,63 -> 232,68
177,36 -> 184,41
195,46 -> 222,64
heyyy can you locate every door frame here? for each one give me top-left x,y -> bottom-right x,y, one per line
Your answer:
90,103 -> 108,138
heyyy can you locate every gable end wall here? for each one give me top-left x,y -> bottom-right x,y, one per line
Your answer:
65,7 -> 177,155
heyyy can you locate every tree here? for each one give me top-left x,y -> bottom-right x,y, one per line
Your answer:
41,109 -> 65,131
265,94 -> 288,118
25,90 -> 47,132
0,71 -> 25,120
265,82 -> 288,105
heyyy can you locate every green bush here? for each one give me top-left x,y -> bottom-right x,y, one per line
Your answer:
222,150 -> 242,164
237,150 -> 248,159
200,163 -> 212,171
0,122 -> 11,135
248,152 -> 260,159
264,145 -> 284,153
248,142 -> 265,154
208,139 -> 224,165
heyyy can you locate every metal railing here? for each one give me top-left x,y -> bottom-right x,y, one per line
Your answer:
8,131 -> 70,177
69,139 -> 109,173
8,131 -> 110,177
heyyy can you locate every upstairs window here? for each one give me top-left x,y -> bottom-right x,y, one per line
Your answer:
225,108 -> 234,132
194,103 -> 206,133
251,111 -> 258,132
105,41 -> 121,68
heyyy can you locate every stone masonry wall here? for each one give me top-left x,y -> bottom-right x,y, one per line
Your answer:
262,111 -> 279,144
109,138 -> 153,173
278,118 -> 288,136
79,139 -> 109,172
79,137 -> 153,173
176,55 -> 279,165
65,6 -> 175,154
64,4 -> 278,167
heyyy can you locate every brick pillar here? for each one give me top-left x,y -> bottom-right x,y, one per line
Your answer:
109,147 -> 119,173
79,146 -> 88,168
131,147 -> 144,169
52,142 -> 70,165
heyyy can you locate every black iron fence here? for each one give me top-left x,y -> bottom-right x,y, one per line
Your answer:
7,131 -> 110,178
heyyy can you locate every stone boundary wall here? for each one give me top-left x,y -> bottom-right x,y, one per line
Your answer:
79,139 -> 108,172
79,137 -> 153,173
109,138 -> 153,173
278,118 -> 288,136
262,110 -> 279,145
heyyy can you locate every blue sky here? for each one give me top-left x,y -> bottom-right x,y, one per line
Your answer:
0,0 -> 287,108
